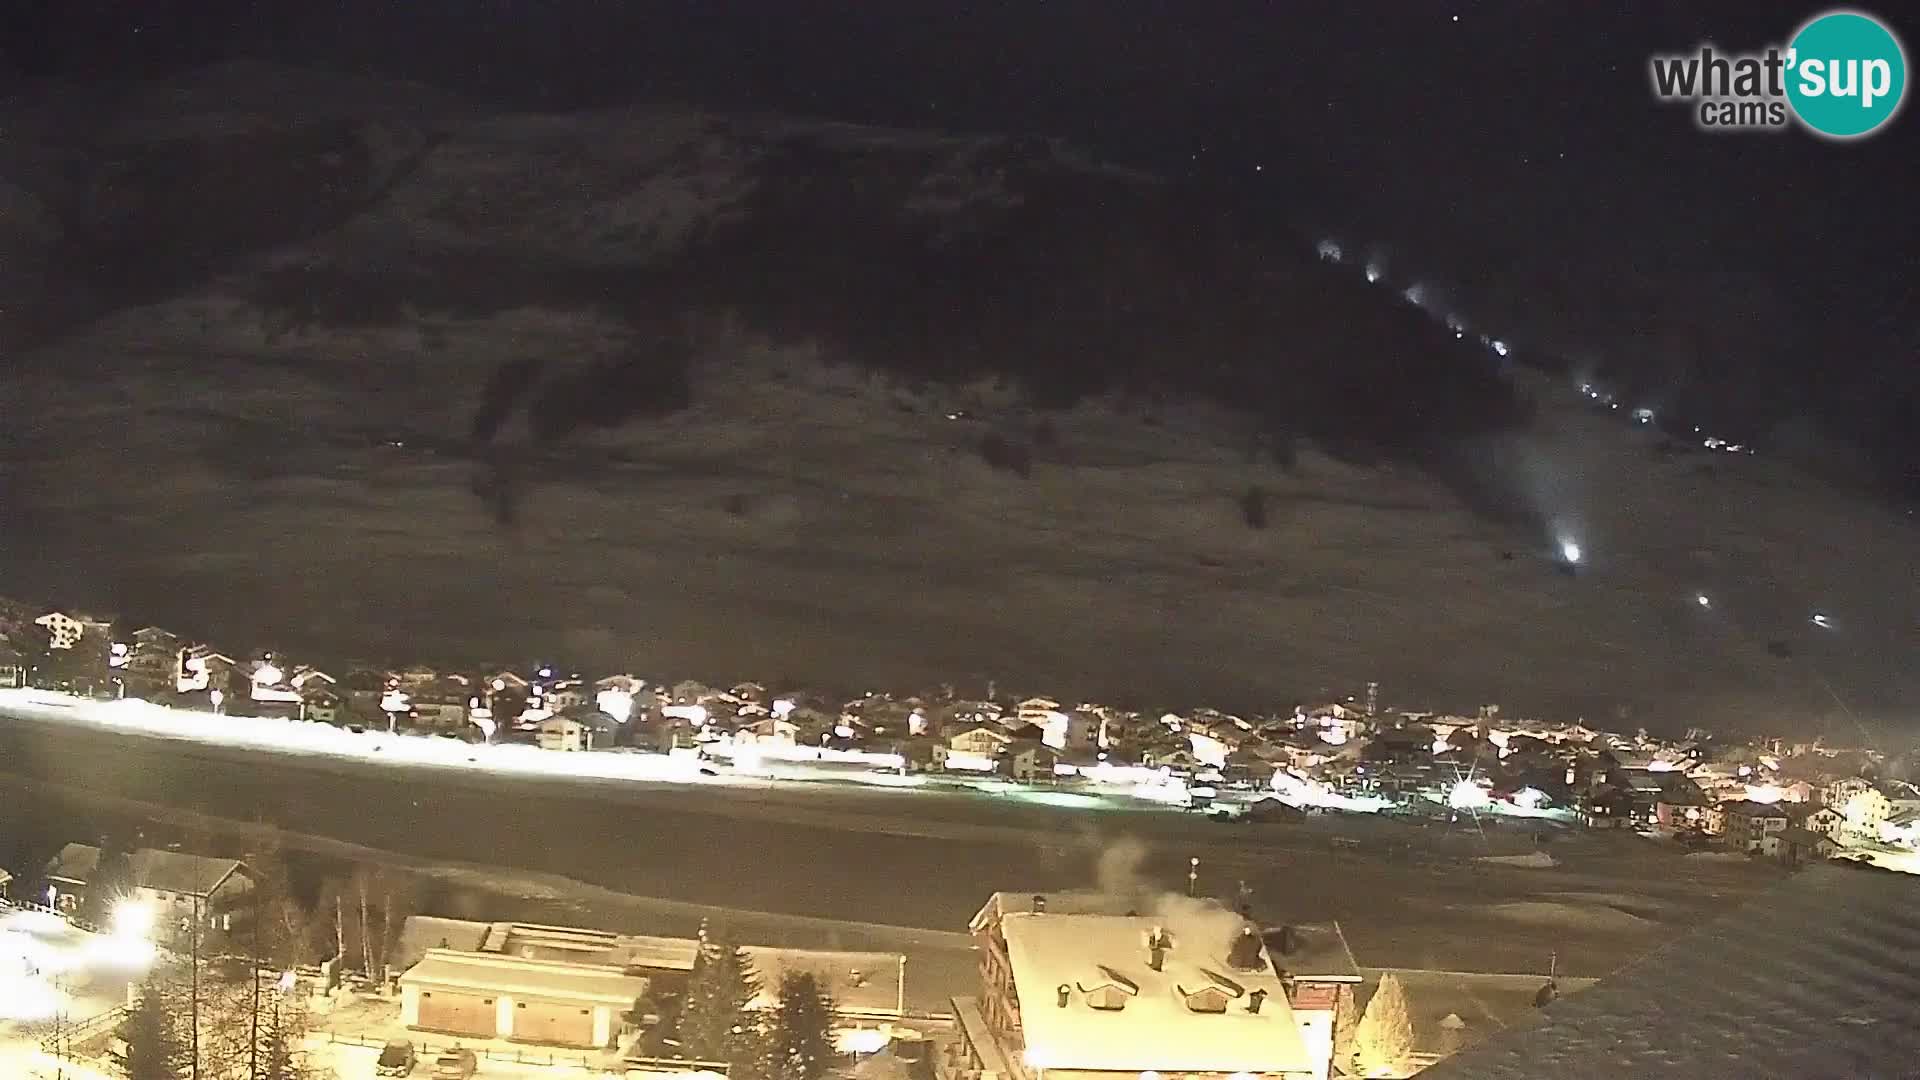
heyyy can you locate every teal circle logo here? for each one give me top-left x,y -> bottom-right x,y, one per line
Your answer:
1786,10 -> 1907,138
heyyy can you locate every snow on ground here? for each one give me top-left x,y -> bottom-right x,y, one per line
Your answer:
9,303 -> 1911,730
2,70 -> 1913,730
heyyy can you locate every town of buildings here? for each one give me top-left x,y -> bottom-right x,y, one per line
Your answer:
6,589 -> 1918,1077
3,591 -> 1913,868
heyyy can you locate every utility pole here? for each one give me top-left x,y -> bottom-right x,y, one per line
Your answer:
250,886 -> 261,1080
190,894 -> 202,1080
1187,857 -> 1199,897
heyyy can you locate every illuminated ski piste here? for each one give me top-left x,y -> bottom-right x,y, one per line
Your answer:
0,688 -> 738,788
0,690 -> 1194,807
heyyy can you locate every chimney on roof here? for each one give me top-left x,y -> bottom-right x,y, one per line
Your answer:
1057,984 -> 1072,1008
1032,894 -> 1047,914
1147,925 -> 1168,971
1248,989 -> 1267,1015
1228,924 -> 1264,971
1277,924 -> 1298,956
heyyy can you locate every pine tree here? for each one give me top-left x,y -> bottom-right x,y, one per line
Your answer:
120,981 -> 184,1080
1355,972 -> 1414,1077
254,979 -> 319,1080
1330,984 -> 1359,1077
763,970 -> 837,1080
677,922 -> 761,1065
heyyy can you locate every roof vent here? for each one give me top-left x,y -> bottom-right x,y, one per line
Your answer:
1057,984 -> 1071,1008
1248,989 -> 1267,1015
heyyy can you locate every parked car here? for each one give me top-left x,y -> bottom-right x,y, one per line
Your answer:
431,1047 -> 478,1078
376,1038 -> 418,1076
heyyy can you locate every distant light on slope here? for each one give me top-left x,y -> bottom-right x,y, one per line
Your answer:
1365,263 -> 1383,283
1316,239 -> 1343,262
1696,594 -> 1712,608
1491,339 -> 1509,357
1811,612 -> 1833,629
1560,540 -> 1583,565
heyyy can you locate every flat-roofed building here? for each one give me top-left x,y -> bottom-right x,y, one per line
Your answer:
398,947 -> 645,1049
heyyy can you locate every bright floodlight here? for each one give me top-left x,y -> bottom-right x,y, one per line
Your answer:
1811,612 -> 1833,629
1364,263 -> 1383,283
1560,540 -> 1583,565
1696,594 -> 1712,608
253,662 -> 283,686
112,898 -> 154,940
1448,780 -> 1490,810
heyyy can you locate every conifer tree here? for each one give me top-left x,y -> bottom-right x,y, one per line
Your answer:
762,970 -> 837,1080
1355,972 -> 1414,1076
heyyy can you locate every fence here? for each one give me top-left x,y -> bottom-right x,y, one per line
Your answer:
40,1005 -> 128,1057
316,1031 -> 736,1073
3,897 -> 101,934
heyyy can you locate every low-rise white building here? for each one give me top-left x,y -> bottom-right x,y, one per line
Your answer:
537,715 -> 591,752
399,948 -> 641,1048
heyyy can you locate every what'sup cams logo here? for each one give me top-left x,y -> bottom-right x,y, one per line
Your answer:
1650,9 -> 1907,138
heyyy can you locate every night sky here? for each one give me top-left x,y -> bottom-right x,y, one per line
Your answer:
6,1 -> 1913,494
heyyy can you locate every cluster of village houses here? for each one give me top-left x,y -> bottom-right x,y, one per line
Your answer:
23,836 -> 1373,1080
11,595 -> 1917,1080
4,598 -> 1913,867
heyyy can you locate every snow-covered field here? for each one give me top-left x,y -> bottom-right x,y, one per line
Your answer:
0,690 -> 1209,814
1,64 -> 1913,732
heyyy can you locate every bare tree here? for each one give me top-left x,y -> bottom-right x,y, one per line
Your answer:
356,870 -> 375,982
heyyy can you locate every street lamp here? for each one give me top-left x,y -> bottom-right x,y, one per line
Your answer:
111,899 -> 155,941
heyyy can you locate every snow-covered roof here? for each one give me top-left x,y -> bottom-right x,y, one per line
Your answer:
398,948 -> 645,1006
393,916 -> 494,970
745,945 -> 906,1018
999,911 -> 1313,1074
46,844 -> 246,897
1417,865 -> 1920,1079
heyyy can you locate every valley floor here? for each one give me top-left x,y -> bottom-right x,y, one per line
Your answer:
0,708 -> 1779,983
